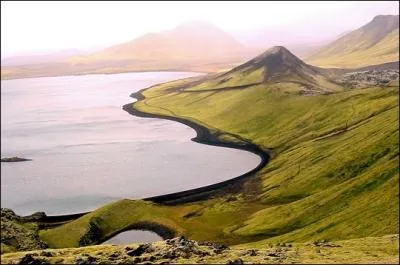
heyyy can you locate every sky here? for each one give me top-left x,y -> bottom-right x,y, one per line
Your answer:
1,1 -> 399,57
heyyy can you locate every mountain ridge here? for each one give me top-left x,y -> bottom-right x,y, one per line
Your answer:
69,21 -> 251,64
306,15 -> 399,68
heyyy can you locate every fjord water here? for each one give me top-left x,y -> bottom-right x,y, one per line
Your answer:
1,72 -> 261,216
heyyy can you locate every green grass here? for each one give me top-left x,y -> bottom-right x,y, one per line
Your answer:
185,66 -> 265,91
307,29 -> 399,68
38,69 -> 398,250
134,80 -> 399,241
40,196 -> 268,249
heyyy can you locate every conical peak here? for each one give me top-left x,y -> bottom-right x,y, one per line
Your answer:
266,46 -> 291,54
255,46 -> 303,65
245,45 -> 318,81
222,44 -> 319,83
257,46 -> 299,61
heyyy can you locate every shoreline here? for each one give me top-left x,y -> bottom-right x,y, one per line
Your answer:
123,90 -> 270,205
29,88 -> 270,225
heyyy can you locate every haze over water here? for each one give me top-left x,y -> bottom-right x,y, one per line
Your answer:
1,72 -> 261,216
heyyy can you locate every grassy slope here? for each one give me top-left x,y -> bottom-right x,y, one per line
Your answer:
136,79 -> 399,239
307,29 -> 399,68
39,71 -> 399,250
306,15 -> 399,68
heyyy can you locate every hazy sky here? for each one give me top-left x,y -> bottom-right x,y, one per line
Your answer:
1,1 -> 399,57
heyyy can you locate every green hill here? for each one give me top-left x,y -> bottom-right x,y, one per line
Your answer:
306,15 -> 399,68
32,46 -> 399,255
182,46 -> 343,93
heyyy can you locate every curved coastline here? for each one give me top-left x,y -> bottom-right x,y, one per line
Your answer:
34,88 -> 270,225
123,90 -> 270,205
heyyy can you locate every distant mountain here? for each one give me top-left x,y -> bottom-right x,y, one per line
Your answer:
1,22 -> 260,80
306,15 -> 399,68
1,49 -> 86,66
335,30 -> 352,39
69,21 -> 253,64
185,46 -> 342,94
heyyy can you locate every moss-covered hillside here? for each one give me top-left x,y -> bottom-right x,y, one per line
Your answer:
33,46 -> 399,254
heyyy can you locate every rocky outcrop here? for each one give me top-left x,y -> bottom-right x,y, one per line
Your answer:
2,234 -> 398,264
17,253 -> 49,265
336,69 -> 399,88
21,212 -> 47,222
1,208 -> 48,254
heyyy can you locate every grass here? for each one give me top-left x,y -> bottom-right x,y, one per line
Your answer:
134,79 -> 399,241
39,197 -> 267,249
1,234 -> 398,264
306,29 -> 399,68
37,68 -> 399,251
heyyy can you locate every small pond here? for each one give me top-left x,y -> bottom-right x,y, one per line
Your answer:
102,230 -> 162,245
